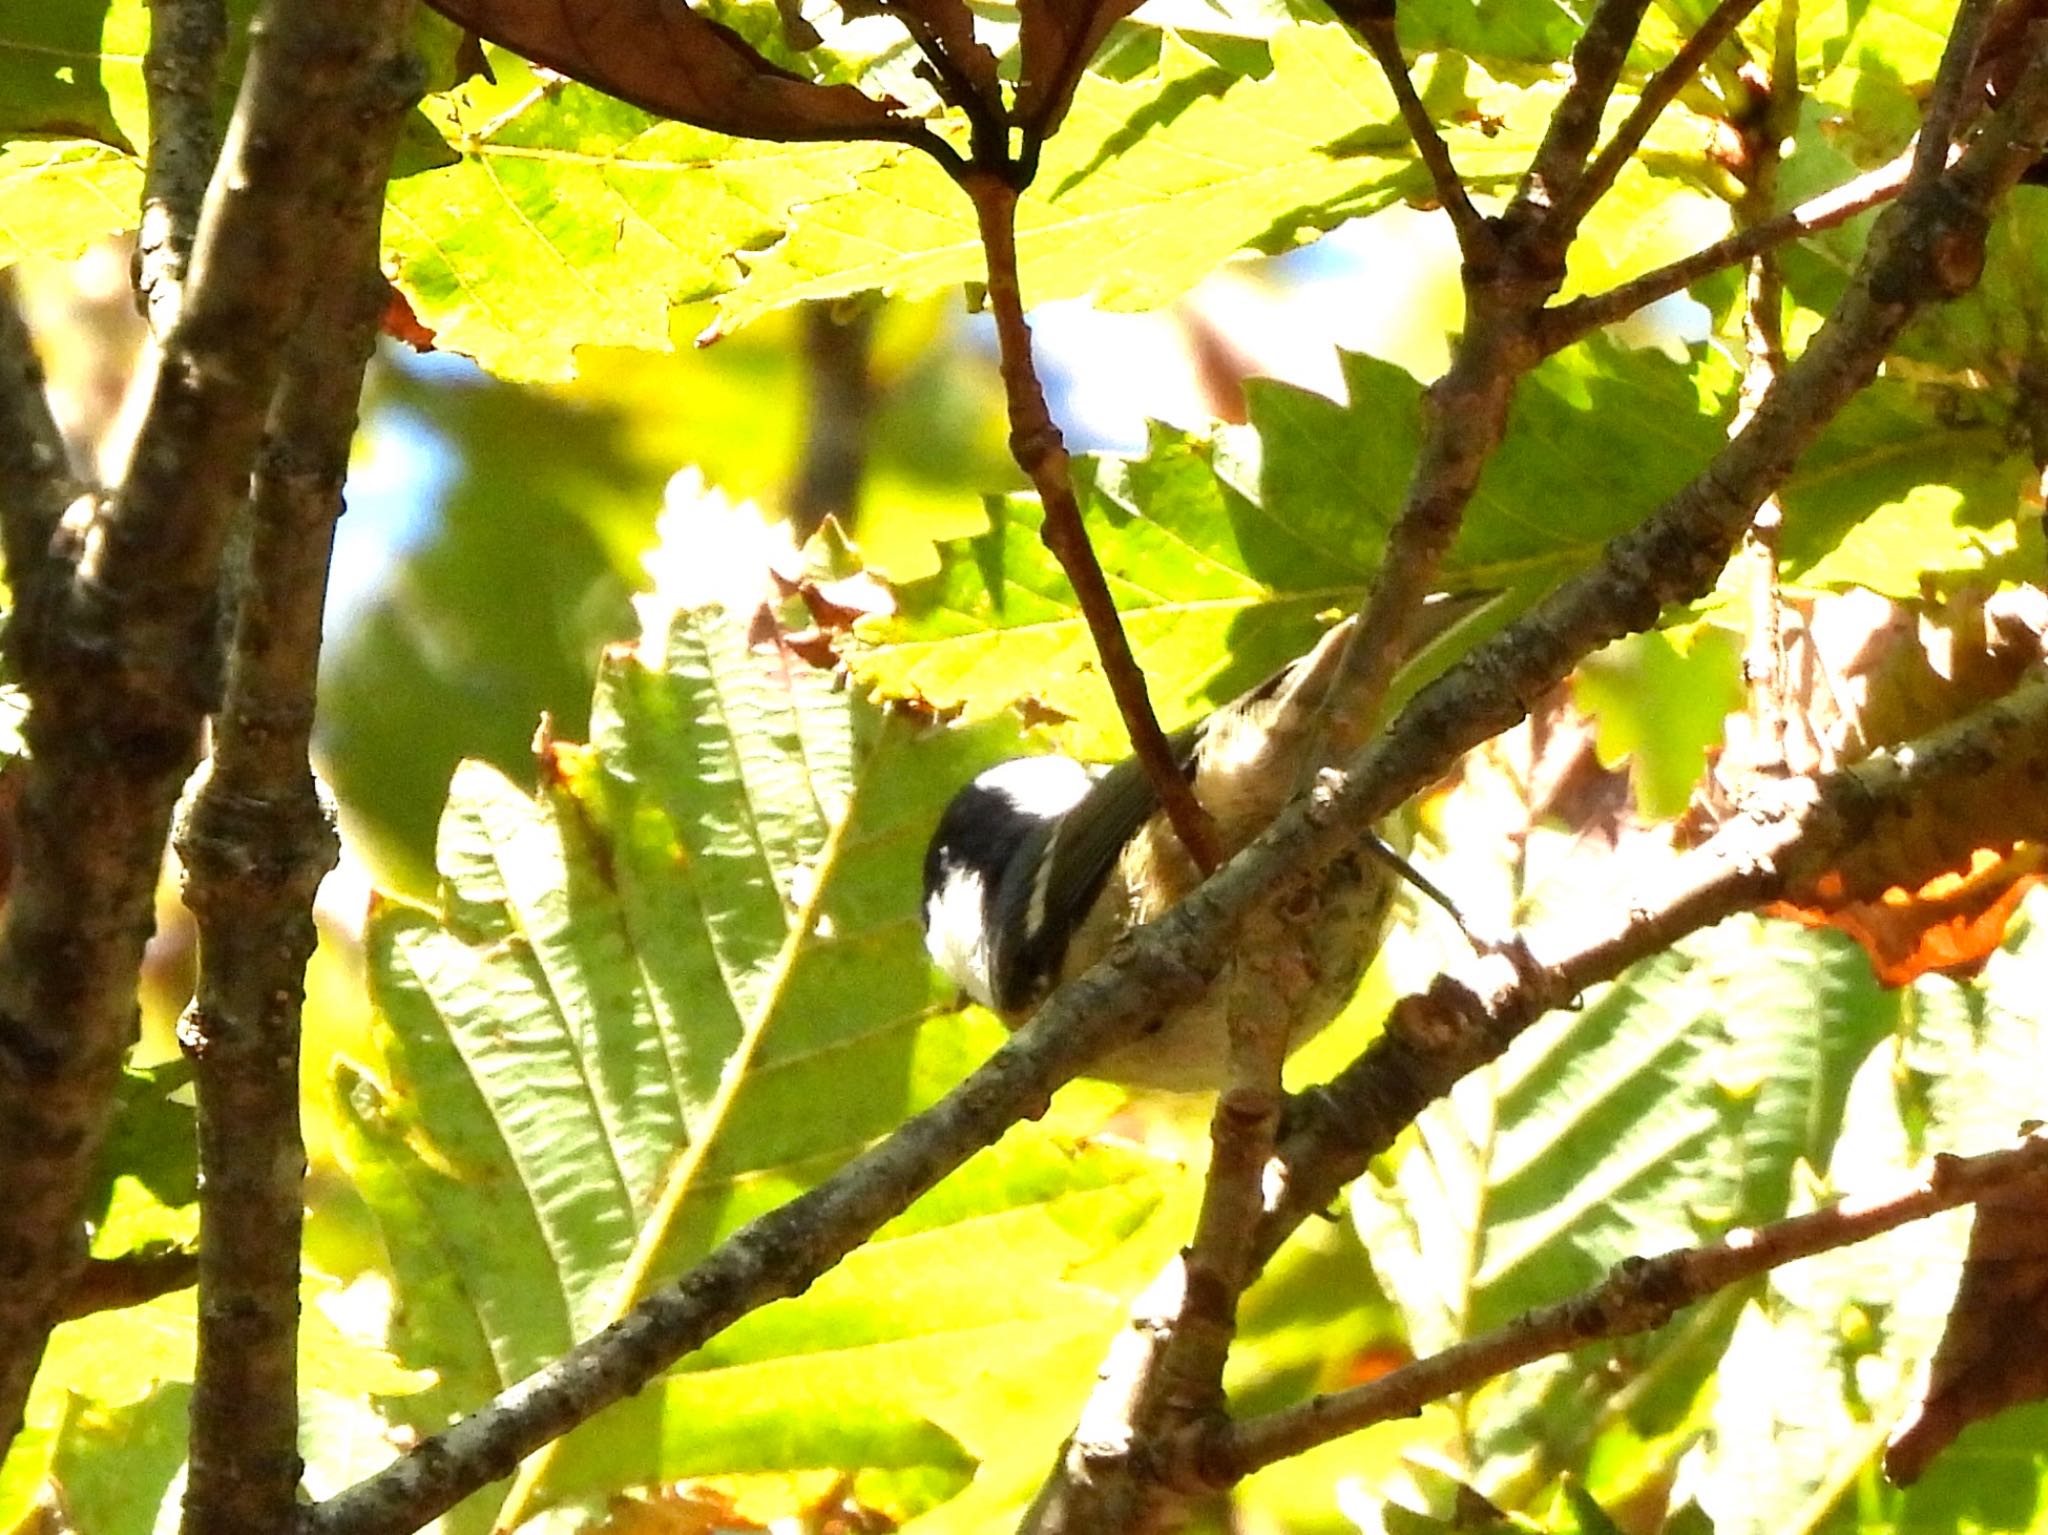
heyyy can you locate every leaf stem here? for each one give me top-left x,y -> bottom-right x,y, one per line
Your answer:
962,170 -> 1221,872
1335,10 -> 1493,259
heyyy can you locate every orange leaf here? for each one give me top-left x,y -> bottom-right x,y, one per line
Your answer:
1770,845 -> 2047,985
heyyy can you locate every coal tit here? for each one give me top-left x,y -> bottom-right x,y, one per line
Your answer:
921,610 -> 1450,1089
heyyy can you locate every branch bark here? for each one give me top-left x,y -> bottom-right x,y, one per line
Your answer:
175,36 -> 419,1535
134,0 -> 229,337
964,170 -> 1222,871
1550,0 -> 1770,235
1218,1126 -> 2048,1478
1019,26 -> 2048,1520
1262,675 -> 2048,1262
0,0 -> 422,1463
1537,150 -> 1915,351
1334,10 -> 1493,259
0,282 -> 79,599
308,20 -> 2048,1535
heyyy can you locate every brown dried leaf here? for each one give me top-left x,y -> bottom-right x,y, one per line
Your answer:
1770,846 -> 2047,986
1730,586 -> 2048,976
1014,0 -> 1146,136
421,0 -> 919,142
380,284 -> 438,352
1886,1165 -> 2048,1485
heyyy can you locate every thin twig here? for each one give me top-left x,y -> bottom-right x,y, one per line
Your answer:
1514,0 -> 1657,235
1538,149 -> 1916,349
1037,680 -> 2048,1519
176,70 -> 415,1535
135,0 -> 229,336
1333,8 -> 1492,258
963,170 -> 1221,871
0,281 -> 80,595
1024,974 -> 1292,1534
1265,13 -> 2048,1260
1732,0 -> 1803,783
1217,1128 -> 2048,1477
56,1249 -> 201,1322
1916,0 -> 2002,180
1550,0 -> 1772,236
0,0 -> 423,1466
305,51 -> 2048,1533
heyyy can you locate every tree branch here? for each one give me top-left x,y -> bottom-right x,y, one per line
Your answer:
56,1249 -> 201,1323
1034,673 -> 2048,1520
1025,975 -> 1292,1535
0,0 -> 423,1462
135,0 -> 229,336
1331,8 -> 1493,260
1549,0 -> 1771,237
1538,148 -> 1915,350
0,281 -> 80,599
1265,675 -> 2048,1258
1218,1127 -> 2048,1478
175,59 -> 418,1535
306,41 -> 2048,1531
1513,0 -> 1656,239
1016,43 -> 2048,1518
963,170 -> 1222,871
1729,3 -> 1803,784
1916,0 -> 2000,180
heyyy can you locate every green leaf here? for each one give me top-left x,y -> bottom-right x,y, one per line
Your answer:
85,1059 -> 198,1253
1777,379 -> 2038,596
49,1383 -> 190,1535
383,51 -> 894,380
1687,899 -> 2048,1535
341,575 -> 1196,1527
1573,623 -> 1744,819
0,1 -> 150,151
1356,912 -> 1895,1499
852,339 -> 1732,757
0,137 -> 142,267
716,29 -> 1540,332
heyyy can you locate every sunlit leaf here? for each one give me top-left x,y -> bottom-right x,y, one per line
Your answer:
339,552 -> 1197,1527
852,339 -> 1732,757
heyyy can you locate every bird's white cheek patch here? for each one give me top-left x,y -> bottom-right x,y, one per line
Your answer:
924,867 -> 997,1009
976,755 -> 1094,817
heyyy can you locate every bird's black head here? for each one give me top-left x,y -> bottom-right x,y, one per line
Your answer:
921,756 -> 1094,1011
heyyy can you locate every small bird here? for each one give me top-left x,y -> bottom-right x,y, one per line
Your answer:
921,599 -> 1482,1089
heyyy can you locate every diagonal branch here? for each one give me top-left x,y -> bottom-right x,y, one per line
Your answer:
0,0 -> 425,1462
1537,149 -> 1917,350
1258,32 -> 2048,1259
1024,968 -> 1294,1535
1218,1125 -> 2048,1479
135,0 -> 229,336
1513,0 -> 1657,236
1549,0 -> 1771,237
1260,675 -> 2048,1262
1328,4 -> 1493,259
963,169 -> 1222,870
1916,0 -> 2001,178
175,47 -> 419,1535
